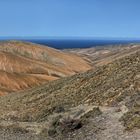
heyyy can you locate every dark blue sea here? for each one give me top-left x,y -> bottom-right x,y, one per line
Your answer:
1,38 -> 140,49
26,39 -> 140,49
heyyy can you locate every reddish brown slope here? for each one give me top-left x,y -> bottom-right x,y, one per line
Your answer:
0,70 -> 57,95
0,41 -> 91,95
0,41 -> 91,72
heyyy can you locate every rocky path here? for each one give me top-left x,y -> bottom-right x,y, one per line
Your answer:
97,106 -> 140,140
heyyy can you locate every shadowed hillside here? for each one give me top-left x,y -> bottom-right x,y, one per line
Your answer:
0,41 -> 91,95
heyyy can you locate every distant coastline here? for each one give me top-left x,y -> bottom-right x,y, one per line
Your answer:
0,38 -> 140,49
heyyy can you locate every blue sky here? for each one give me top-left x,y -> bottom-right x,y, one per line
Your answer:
0,0 -> 140,38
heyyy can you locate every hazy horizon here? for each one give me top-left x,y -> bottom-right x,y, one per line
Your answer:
0,36 -> 140,40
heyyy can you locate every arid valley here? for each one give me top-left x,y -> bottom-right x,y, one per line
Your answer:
0,41 -> 139,140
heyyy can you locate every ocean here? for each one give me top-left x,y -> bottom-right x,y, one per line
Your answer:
27,39 -> 140,49
0,38 -> 140,49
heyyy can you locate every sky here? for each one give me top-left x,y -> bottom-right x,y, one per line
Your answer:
0,0 -> 140,38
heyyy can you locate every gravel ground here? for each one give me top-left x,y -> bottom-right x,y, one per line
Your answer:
97,106 -> 140,140
0,105 -> 140,140
0,131 -> 44,140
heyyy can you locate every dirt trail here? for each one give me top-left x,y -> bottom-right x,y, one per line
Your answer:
97,106 -> 140,140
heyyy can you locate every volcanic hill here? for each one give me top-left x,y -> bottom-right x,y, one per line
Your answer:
65,43 -> 140,68
0,40 -> 91,95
